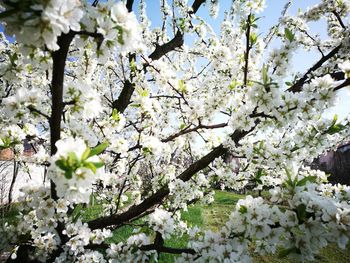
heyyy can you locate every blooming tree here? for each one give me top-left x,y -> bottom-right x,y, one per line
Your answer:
0,0 -> 350,262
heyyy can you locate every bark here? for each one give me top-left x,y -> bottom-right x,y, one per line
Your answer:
313,146 -> 350,185
7,160 -> 19,208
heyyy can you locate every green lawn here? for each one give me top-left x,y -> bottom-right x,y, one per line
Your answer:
2,191 -> 350,262
91,191 -> 349,262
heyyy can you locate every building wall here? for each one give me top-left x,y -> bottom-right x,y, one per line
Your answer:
314,144 -> 350,185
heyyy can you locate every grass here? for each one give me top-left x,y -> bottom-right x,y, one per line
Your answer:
2,191 -> 350,262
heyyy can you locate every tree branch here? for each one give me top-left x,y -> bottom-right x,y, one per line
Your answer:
140,244 -> 196,255
88,144 -> 227,230
149,31 -> 184,61
333,77 -> 350,91
243,14 -> 252,86
112,0 -> 205,113
74,30 -> 103,39
332,11 -> 346,30
46,31 -> 75,262
27,105 -> 50,120
112,78 -> 134,113
148,0 -> 205,60
162,122 -> 227,142
287,44 -> 342,92
126,0 -> 134,12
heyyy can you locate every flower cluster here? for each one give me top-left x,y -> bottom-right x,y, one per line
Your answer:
78,1 -> 144,62
48,137 -> 106,204
0,0 -> 349,262
1,0 -> 83,51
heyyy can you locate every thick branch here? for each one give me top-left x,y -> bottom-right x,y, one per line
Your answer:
112,79 -> 134,113
288,44 -> 342,92
149,31 -> 184,61
46,31 -> 75,262
110,0 -> 136,114
50,32 -> 75,164
190,0 -> 206,13
74,30 -> 103,39
334,77 -> 350,91
88,144 -> 227,230
126,0 -> 134,12
148,0 -> 205,60
113,0 -> 205,113
332,11 -> 346,30
243,14 -> 252,86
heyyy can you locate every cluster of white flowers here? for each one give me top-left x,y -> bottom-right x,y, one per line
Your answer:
179,173 -> 350,262
48,137 -> 105,204
149,208 -> 176,239
168,174 -> 211,209
64,80 -> 103,119
77,1 -> 144,62
303,0 -> 350,21
5,186 -> 60,260
0,0 -> 350,262
1,0 -> 83,51
209,0 -> 219,19
0,124 -> 26,153
231,0 -> 266,18
2,87 -> 44,119
107,233 -> 153,263
141,135 -> 164,156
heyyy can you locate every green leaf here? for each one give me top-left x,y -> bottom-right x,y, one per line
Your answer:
64,170 -> 73,179
67,152 -> 79,167
331,114 -> 338,127
239,205 -> 248,214
179,18 -> 186,31
262,64 -> 269,85
284,28 -> 295,42
296,203 -> 307,222
55,160 -> 68,171
115,25 -> 124,45
84,162 -> 97,174
249,32 -> 258,46
72,209 -> 81,223
296,176 -> 317,186
228,80 -> 237,90
142,147 -> 152,154
139,88 -> 149,97
91,162 -> 104,169
248,14 -> 258,25
81,148 -> 91,161
178,80 -> 186,93
130,58 -> 137,74
326,115 -> 347,135
326,124 -> 346,135
112,109 -> 120,122
89,142 -> 109,157
254,168 -> 265,184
